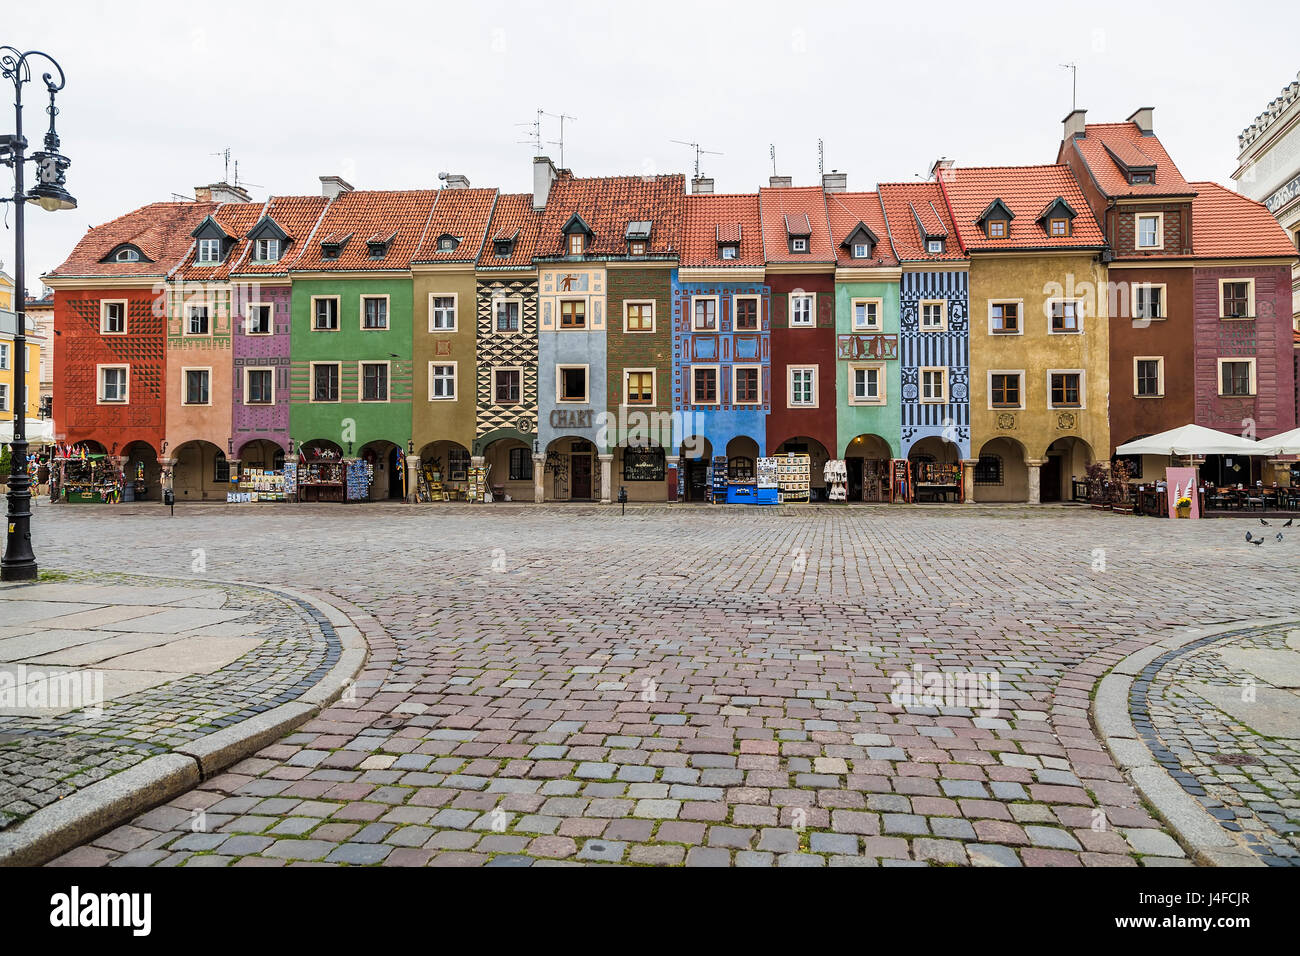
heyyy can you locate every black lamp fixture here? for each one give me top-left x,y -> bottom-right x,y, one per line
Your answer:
1,47 -> 75,582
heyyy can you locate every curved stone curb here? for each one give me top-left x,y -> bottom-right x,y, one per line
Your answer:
0,575 -> 369,868
1092,617 -> 1299,868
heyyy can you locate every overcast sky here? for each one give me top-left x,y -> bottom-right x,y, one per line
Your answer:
5,0 -> 1300,285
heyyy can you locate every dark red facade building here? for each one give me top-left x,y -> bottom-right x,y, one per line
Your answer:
758,185 -> 837,479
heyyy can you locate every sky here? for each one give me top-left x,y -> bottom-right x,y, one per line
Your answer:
4,0 -> 1300,286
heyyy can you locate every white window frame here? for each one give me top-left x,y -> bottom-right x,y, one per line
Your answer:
429,293 -> 458,332
787,365 -> 818,408
428,361 -> 458,401
97,364 -> 130,404
556,364 -> 590,404
622,367 -> 656,407
243,366 -> 275,405
493,296 -> 523,335
1135,212 -> 1164,250
0,382 -> 7,412
1048,299 -> 1085,335
181,366 -> 212,406
691,295 -> 719,332
197,238 -> 222,263
0,342 -> 7,371
254,238 -> 281,262
184,299 -> 212,337
733,294 -> 761,331
791,237 -> 809,253
732,364 -> 762,406
852,297 -> 882,332
245,302 -> 273,336
100,299 -> 128,335
1046,368 -> 1086,409
689,364 -> 719,405
623,299 -> 656,334
852,242 -> 870,259
309,361 -> 342,403
1132,283 -> 1166,321
360,294 -> 390,331
720,244 -> 739,260
1218,277 -> 1256,320
789,293 -> 815,328
311,295 -> 341,332
919,366 -> 948,404
567,233 -> 584,256
919,299 -> 947,333
1133,356 -> 1165,398
1217,357 -> 1257,396
926,239 -> 943,254
848,362 -> 885,406
987,369 -> 1025,410
988,299 -> 1024,336
492,366 -> 522,406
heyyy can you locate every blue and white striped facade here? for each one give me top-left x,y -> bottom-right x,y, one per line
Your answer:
899,268 -> 970,458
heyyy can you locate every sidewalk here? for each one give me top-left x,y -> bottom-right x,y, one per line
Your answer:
0,571 -> 366,865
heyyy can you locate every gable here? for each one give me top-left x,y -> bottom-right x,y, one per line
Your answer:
246,215 -> 289,242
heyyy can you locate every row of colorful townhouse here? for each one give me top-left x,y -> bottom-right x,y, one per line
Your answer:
46,108 -> 1299,504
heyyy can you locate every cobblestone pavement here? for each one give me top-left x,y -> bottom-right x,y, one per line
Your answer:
27,500 -> 1300,867
1137,621 -> 1300,866
0,571 -> 337,829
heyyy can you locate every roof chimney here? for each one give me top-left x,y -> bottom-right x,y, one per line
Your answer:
769,175 -> 793,188
206,182 -> 252,203
1127,107 -> 1154,135
319,175 -> 355,200
821,170 -> 847,193
691,176 -> 714,195
929,157 -> 955,182
533,155 -> 559,210
440,173 -> 471,189
195,186 -> 212,202
1063,108 -> 1088,140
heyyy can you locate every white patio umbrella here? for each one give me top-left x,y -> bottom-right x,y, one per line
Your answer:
1254,427 -> 1300,455
0,418 -> 56,447
1114,424 -> 1266,456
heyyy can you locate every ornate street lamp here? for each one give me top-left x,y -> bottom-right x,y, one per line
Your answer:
1,47 -> 75,581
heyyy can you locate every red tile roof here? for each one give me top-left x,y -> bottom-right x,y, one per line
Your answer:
825,191 -> 899,267
46,201 -> 219,279
178,201 -> 268,280
879,182 -> 967,262
681,193 -> 764,268
476,193 -> 543,269
538,174 -> 685,259
290,189 -> 439,271
1190,181 -> 1300,259
412,188 -> 498,263
1065,122 -> 1195,198
941,164 -> 1105,252
758,186 -> 834,263
234,195 -> 331,275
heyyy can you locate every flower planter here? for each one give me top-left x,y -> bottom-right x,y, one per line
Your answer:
1175,504 -> 1191,519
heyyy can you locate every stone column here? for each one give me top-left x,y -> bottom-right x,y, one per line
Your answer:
1026,459 -> 1044,504
158,457 -> 177,499
960,459 -> 977,503
405,454 -> 421,503
113,455 -> 130,502
598,454 -> 613,504
533,455 -> 546,503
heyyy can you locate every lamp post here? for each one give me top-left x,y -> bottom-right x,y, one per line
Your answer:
0,48 -> 75,582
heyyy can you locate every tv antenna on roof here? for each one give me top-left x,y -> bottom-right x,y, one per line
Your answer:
770,144 -> 777,177
212,147 -> 233,182
1060,62 -> 1078,111
516,109 -> 544,154
232,160 -> 263,192
818,138 -> 825,176
671,140 -> 724,179
542,110 -> 577,168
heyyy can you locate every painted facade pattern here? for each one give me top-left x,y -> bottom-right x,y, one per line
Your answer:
231,283 -> 292,455
474,276 -> 539,450
899,270 -> 970,458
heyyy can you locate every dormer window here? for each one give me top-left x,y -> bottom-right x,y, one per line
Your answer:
102,243 -> 151,264
321,243 -> 341,260
791,237 -> 808,253
977,199 -> 1016,240
720,244 -> 739,260
1036,197 -> 1078,240
191,215 -> 232,264
1131,173 -> 1153,184
1049,219 -> 1070,237
926,239 -> 944,254
988,221 -> 1007,238
494,240 -> 513,258
197,238 -> 222,263
254,238 -> 281,262
435,235 -> 458,254
624,221 -> 652,256
568,234 -> 584,256
629,240 -> 646,256
115,247 -> 140,262
561,212 -> 594,257
852,243 -> 869,259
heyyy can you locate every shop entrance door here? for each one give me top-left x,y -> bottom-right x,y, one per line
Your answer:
846,458 -> 863,501
571,453 -> 593,500
388,448 -> 405,499
686,461 -> 708,501
1041,455 -> 1062,502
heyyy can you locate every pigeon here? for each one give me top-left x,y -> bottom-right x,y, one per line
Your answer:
1284,519 -> 1294,527
1260,518 -> 1270,526
1252,538 -> 1265,546
1246,531 -> 1254,542
1277,533 -> 1284,543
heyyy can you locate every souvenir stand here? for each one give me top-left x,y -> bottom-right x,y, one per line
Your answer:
724,456 -> 758,503
891,459 -> 913,503
232,467 -> 289,503
708,455 -> 728,503
466,465 -> 488,503
911,461 -> 962,502
296,447 -> 347,502
53,452 -> 122,503
755,457 -> 780,505
345,460 -> 373,501
824,459 -> 847,502
778,453 -> 811,503
417,464 -> 448,502
859,459 -> 892,502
